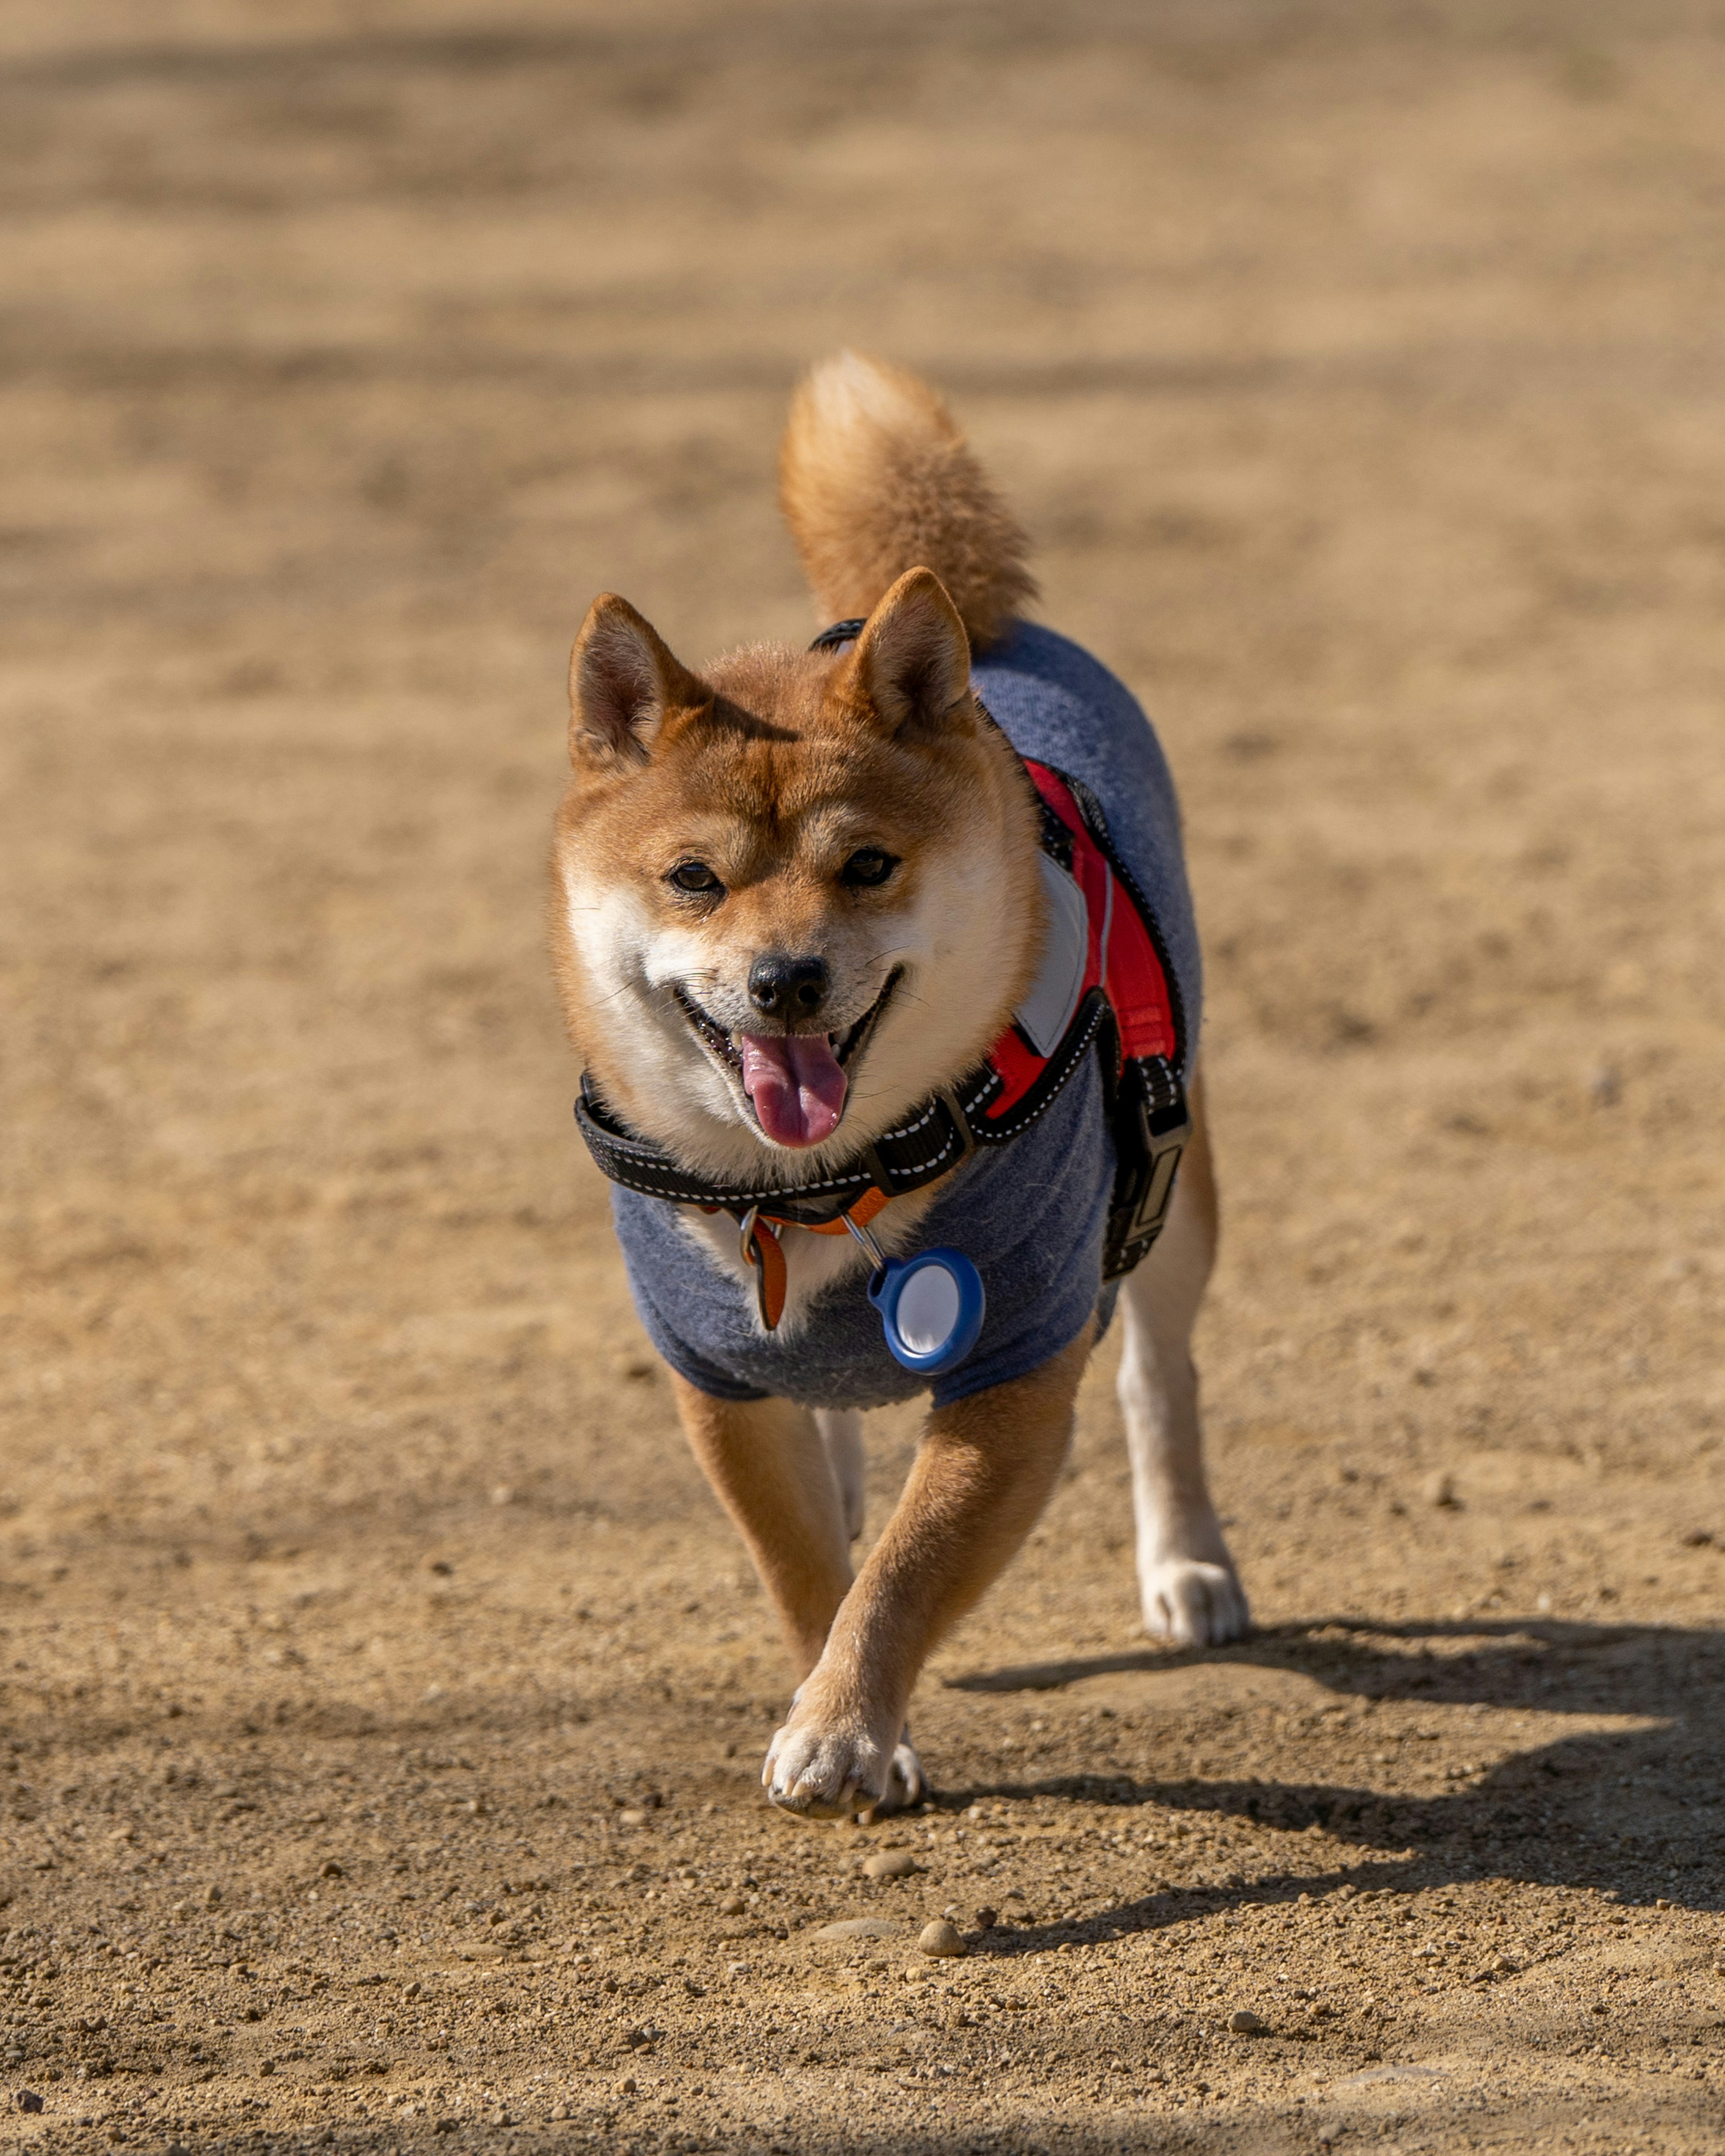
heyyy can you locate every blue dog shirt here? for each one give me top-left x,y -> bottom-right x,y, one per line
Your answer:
608,622 -> 1202,1411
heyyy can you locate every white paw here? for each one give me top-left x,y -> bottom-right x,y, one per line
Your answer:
1141,1555 -> 1250,1645
867,1732 -> 925,1820
763,1718 -> 923,1821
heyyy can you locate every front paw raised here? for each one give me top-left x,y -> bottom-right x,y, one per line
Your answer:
765,1706 -> 914,1820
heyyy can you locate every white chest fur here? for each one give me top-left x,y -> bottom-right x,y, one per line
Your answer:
677,1184 -> 940,1338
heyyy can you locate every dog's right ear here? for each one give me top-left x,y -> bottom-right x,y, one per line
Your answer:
568,594 -> 704,770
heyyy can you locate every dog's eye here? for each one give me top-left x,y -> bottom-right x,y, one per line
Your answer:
840,848 -> 897,888
668,861 -> 724,896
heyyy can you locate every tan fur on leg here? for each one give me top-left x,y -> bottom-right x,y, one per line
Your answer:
765,1327 -> 1092,1816
669,1378 -> 852,1679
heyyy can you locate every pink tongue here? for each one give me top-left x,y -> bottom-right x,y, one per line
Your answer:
739,1032 -> 848,1148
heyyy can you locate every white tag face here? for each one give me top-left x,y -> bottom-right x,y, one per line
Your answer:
1013,852 -> 1089,1054
893,1263 -> 963,1356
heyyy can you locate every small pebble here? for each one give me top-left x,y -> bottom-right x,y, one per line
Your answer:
918,1919 -> 966,1959
864,1851 -> 918,1879
718,1893 -> 746,1915
549,2103 -> 570,2121
1230,2009 -> 1268,2034
974,1906 -> 998,1931
617,1809 -> 646,1828
617,2076 -> 636,2096
1422,1470 -> 1459,1509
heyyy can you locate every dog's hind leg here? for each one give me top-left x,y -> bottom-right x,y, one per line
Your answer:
669,1379 -> 853,1679
815,1409 -> 866,1542
1117,1069 -> 1249,1645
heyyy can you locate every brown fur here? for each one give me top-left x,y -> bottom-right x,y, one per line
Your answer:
548,357 -> 1243,1817
779,351 -> 1037,649
549,570 -> 1043,1184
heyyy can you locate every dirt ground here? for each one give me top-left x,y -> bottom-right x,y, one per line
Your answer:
3,2 -> 1724,2151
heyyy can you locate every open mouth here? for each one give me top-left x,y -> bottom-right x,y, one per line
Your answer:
673,969 -> 901,1149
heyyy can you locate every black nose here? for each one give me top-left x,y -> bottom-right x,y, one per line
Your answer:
748,953 -> 830,1021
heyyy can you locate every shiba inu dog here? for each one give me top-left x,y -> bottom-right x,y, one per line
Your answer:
550,353 -> 1246,1818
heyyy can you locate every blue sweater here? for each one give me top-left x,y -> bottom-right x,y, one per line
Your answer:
609,622 -> 1201,1411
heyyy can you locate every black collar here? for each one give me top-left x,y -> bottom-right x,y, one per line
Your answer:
573,1059 -> 1008,1228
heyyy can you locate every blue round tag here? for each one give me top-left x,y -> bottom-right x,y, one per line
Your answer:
867,1248 -> 986,1376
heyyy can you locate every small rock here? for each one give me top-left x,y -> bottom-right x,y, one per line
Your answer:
549,2103 -> 571,2121
1230,2009 -> 1268,2034
14,2091 -> 45,2115
918,1919 -> 966,1959
319,1859 -> 344,1879
814,1917 -> 898,1941
257,2060 -> 276,2077
617,1809 -> 646,1827
617,2076 -> 637,2096
1422,1471 -> 1459,1509
422,1555 -> 454,1575
203,1885 -> 222,1908
1682,1530 -> 1714,1548
717,1893 -> 746,1916
864,1851 -> 918,1880
974,1906 -> 998,1931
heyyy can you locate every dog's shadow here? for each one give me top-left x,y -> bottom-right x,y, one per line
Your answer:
937,1615 -> 1725,1946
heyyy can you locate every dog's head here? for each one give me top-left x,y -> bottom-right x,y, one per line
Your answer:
551,570 -> 1044,1184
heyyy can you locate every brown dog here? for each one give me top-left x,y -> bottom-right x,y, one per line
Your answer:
550,354 -> 1245,1817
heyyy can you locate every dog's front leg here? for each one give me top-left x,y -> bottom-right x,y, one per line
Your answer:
668,1377 -> 853,1678
764,1327 -> 1091,1818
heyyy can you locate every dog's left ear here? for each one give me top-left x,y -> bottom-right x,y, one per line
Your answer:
568,593 -> 706,770
847,569 -> 973,742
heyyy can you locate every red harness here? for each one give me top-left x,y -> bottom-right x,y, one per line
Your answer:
986,760 -> 1179,1113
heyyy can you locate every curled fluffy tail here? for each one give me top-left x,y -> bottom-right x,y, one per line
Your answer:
778,351 -> 1036,650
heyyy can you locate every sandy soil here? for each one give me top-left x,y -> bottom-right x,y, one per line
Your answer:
3,3 -> 1724,2151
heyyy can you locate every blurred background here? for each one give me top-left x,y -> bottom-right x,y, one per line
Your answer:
5,0 -> 1719,1573
1,1 -> 1723,2131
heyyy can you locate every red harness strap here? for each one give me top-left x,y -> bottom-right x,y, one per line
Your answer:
983,761 -> 1178,1118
